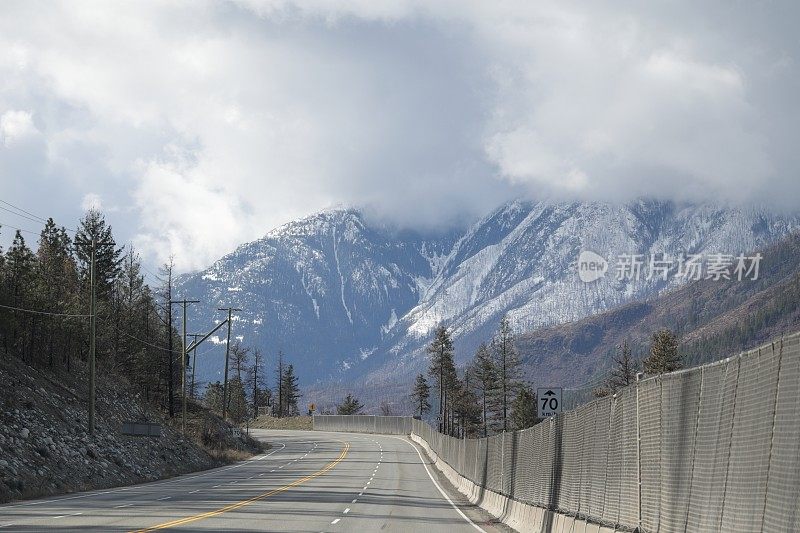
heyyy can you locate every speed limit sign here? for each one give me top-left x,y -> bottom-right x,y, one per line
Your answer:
537,388 -> 562,418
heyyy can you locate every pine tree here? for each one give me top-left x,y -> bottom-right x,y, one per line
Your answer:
493,315 -> 521,432
247,348 -> 266,416
275,351 -> 284,417
337,393 -> 364,415
4,231 -> 36,360
282,364 -> 301,416
453,374 -> 482,437
644,329 -> 682,375
469,342 -> 498,436
226,378 -> 248,423
609,340 -> 638,390
427,325 -> 457,434
36,219 -> 78,368
158,256 -> 177,417
411,373 -> 431,418
204,381 -> 225,412
75,209 -> 122,298
511,385 -> 538,430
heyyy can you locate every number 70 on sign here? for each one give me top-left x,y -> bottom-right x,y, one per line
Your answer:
536,387 -> 563,418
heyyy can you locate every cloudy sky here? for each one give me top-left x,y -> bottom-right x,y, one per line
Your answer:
1,1 -> 798,274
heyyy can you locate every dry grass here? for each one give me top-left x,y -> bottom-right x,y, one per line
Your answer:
248,416 -> 313,431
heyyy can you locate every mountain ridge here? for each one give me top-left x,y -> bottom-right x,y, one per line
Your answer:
175,199 -> 799,396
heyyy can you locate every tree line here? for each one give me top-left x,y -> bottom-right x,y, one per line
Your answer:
409,315 -> 537,438
408,317 -> 684,439
0,207 -> 304,425
201,348 -> 302,422
0,209 -> 184,414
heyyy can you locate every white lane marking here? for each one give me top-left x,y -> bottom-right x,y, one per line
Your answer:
343,508 -> 350,514
52,515 -> 66,519
70,512 -> 83,516
157,496 -> 171,501
363,486 -> 367,490
270,469 -> 275,472
358,492 -> 363,496
114,503 -> 133,508
213,485 -> 221,488
393,436 -> 487,533
189,490 -> 200,494
352,499 -> 357,503
331,518 -> 340,524
0,523 -> 15,528
259,473 -> 265,476
366,481 -> 370,485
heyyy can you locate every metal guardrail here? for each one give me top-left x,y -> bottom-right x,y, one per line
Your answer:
312,415 -> 412,435
121,422 -> 162,437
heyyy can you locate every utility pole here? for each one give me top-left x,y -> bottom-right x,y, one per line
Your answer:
75,236 -> 113,435
218,307 -> 241,421
171,299 -> 199,435
188,333 -> 202,399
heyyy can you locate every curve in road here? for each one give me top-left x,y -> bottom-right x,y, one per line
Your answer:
0,429 -> 507,532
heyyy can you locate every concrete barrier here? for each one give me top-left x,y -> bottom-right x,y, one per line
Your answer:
410,432 -> 627,533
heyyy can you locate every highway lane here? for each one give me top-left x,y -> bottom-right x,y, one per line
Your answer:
0,430 -> 507,532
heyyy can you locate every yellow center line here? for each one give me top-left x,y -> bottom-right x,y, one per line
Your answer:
129,441 -> 350,532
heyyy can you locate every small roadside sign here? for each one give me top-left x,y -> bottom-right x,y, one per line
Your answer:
537,387 -> 563,418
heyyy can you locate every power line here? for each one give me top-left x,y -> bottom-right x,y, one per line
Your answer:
0,302 -> 91,317
0,220 -> 40,237
0,199 -> 77,232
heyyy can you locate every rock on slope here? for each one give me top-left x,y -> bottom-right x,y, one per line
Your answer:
0,356 -> 259,503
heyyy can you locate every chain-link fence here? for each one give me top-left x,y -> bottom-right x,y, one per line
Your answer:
411,332 -> 800,532
312,415 -> 412,434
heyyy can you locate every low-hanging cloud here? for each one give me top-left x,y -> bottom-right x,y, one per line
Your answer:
0,1 -> 797,272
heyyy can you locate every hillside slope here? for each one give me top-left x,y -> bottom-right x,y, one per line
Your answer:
0,356 -> 263,503
514,231 -> 800,395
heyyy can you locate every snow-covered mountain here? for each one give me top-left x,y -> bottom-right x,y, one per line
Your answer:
176,200 -> 798,390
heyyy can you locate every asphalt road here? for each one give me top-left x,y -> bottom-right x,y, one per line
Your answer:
0,429 -> 508,532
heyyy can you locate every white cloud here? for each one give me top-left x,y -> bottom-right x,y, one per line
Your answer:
0,1 -> 797,272
0,110 -> 38,146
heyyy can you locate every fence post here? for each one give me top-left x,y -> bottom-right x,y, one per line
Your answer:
501,430 -> 505,495
760,340 -> 784,531
717,356 -> 742,530
635,373 -> 643,531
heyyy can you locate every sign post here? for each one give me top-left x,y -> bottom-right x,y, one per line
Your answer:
537,387 -> 563,418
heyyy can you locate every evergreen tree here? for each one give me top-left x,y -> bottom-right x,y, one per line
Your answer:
644,329 -> 682,375
427,325 -> 457,434
4,231 -> 36,360
75,209 -> 123,298
282,364 -> 301,415
226,378 -> 248,423
204,381 -> 225,412
337,393 -> 364,415
157,256 -> 178,417
247,348 -> 266,416
493,315 -> 521,432
410,373 -> 431,418
469,342 -> 498,436
36,219 -> 78,368
275,351 -> 285,417
511,385 -> 538,430
453,374 -> 482,437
